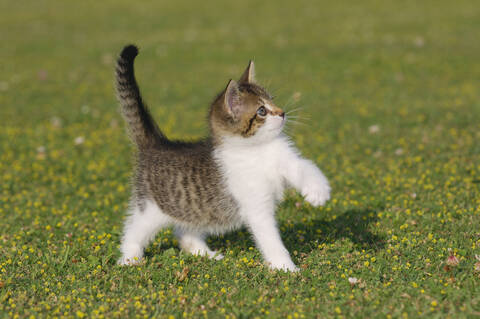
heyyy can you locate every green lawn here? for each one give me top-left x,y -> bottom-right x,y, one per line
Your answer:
1,0 -> 480,317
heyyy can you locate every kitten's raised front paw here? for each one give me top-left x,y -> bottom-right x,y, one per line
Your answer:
301,181 -> 331,207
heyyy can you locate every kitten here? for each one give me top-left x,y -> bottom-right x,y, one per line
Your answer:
115,45 -> 331,271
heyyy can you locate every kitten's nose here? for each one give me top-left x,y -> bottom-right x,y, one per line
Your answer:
280,112 -> 285,118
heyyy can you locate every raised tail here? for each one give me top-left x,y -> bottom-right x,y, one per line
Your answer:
115,45 -> 165,148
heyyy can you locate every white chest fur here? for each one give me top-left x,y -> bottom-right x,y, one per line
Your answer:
214,136 -> 290,211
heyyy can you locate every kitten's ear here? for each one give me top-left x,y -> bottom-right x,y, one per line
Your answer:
223,79 -> 241,118
239,60 -> 255,83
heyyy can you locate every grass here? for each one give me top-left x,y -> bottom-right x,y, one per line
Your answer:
1,0 -> 480,317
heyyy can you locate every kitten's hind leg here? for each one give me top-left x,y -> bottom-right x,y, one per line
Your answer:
118,200 -> 172,265
175,228 -> 224,260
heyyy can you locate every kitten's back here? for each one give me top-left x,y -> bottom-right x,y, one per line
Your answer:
134,140 -> 240,230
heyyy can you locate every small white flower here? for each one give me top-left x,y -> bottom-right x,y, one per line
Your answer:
395,148 -> 404,156
74,136 -> 85,145
348,277 -> 358,285
37,146 -> 46,153
368,125 -> 380,134
50,116 -> 62,128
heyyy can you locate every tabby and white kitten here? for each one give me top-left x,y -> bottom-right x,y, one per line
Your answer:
115,45 -> 330,271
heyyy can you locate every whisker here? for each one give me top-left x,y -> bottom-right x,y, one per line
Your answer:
285,107 -> 304,115
286,116 -> 310,123
286,115 -> 310,121
285,120 -> 309,127
283,96 -> 296,109
286,124 -> 308,129
282,125 -> 303,137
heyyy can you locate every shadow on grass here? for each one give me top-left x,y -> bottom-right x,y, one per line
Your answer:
211,208 -> 385,254
141,208 -> 385,262
283,208 -> 385,253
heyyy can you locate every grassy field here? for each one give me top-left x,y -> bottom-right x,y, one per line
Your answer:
1,0 -> 480,317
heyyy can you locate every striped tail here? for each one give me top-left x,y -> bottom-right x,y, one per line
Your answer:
115,45 -> 165,148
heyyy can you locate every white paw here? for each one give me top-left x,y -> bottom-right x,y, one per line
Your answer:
118,244 -> 144,266
207,250 -> 224,261
268,260 -> 300,272
301,181 -> 331,207
117,255 -> 143,266
183,247 -> 224,261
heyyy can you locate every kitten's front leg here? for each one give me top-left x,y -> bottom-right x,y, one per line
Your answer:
298,160 -> 331,207
243,205 -> 298,272
280,147 -> 331,207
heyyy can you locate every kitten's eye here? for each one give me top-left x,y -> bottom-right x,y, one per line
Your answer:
257,106 -> 267,116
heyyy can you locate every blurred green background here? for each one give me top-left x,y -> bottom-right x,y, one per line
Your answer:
0,0 -> 479,318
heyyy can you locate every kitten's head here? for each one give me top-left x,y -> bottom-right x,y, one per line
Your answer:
209,61 -> 285,144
